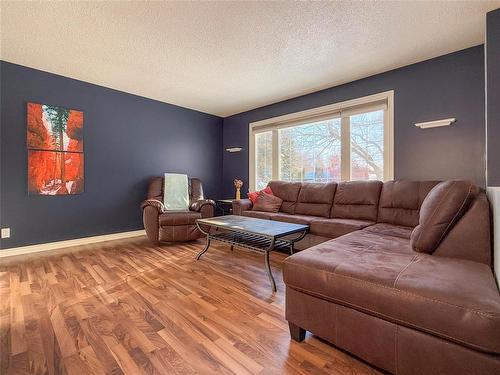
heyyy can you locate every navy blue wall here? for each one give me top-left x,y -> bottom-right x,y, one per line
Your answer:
0,61 -> 223,249
222,46 -> 486,198
0,44 -> 489,247
487,9 -> 500,187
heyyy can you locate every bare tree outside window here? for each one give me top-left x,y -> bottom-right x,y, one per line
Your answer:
350,110 -> 384,180
255,131 -> 272,190
279,119 -> 341,183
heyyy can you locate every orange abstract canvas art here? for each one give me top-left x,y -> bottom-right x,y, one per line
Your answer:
27,102 -> 84,195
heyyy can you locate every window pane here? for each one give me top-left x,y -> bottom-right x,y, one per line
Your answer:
279,118 -> 341,183
255,131 -> 273,190
350,110 -> 384,181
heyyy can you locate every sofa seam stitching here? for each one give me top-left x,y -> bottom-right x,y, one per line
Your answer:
334,203 -> 377,206
393,255 -> 418,288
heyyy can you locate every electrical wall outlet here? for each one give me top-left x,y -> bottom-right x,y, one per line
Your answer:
1,228 -> 11,239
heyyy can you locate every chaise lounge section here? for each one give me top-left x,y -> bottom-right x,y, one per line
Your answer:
233,180 -> 500,374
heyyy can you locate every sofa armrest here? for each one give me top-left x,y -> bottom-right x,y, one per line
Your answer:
190,199 -> 215,218
141,199 -> 165,244
232,199 -> 253,215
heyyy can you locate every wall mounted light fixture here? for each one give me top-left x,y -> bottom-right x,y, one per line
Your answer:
225,147 -> 243,153
415,118 -> 456,129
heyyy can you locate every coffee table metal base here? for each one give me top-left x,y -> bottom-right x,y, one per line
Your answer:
195,225 -> 307,292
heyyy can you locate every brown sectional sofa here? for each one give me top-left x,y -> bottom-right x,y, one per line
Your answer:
232,180 -> 500,374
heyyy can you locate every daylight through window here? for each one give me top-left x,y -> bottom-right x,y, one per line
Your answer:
249,92 -> 393,190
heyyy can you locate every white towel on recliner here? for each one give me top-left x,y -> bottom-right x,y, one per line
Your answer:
164,173 -> 189,211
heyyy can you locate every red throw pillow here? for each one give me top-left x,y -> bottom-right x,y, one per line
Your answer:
252,192 -> 283,212
248,186 -> 273,204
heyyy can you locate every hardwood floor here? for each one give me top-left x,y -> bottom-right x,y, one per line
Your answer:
0,236 -> 381,375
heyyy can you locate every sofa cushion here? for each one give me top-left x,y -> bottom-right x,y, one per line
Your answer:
331,181 -> 382,221
247,186 -> 273,204
283,231 -> 500,354
310,218 -> 374,238
271,213 -> 317,225
242,210 -> 279,220
410,180 -> 477,254
252,192 -> 283,212
268,181 -> 302,214
377,180 -> 439,227
159,211 -> 201,226
295,182 -> 337,218
433,193 -> 492,266
363,223 -> 413,239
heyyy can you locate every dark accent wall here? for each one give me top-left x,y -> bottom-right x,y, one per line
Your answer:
222,46 -> 485,198
486,9 -> 500,187
0,61 -> 223,249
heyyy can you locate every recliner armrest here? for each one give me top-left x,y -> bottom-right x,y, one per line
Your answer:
189,199 -> 215,212
141,199 -> 165,244
190,199 -> 215,218
232,199 -> 253,215
140,199 -> 166,213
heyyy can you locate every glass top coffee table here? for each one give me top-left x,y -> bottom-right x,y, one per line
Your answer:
195,215 -> 309,292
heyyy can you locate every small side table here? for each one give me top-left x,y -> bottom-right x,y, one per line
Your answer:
215,199 -> 234,215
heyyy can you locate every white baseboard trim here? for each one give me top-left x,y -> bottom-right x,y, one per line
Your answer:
487,187 -> 500,285
0,230 -> 146,258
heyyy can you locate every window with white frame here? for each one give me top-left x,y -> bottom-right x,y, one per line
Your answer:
249,91 -> 394,191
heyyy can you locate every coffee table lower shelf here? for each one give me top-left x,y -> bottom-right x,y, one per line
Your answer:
203,231 -> 293,253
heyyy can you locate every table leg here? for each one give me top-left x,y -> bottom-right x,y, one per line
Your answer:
264,238 -> 277,292
196,235 -> 211,260
287,229 -> 307,256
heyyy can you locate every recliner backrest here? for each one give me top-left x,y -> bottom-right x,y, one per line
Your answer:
189,178 -> 204,203
146,176 -> 203,202
147,177 -> 164,200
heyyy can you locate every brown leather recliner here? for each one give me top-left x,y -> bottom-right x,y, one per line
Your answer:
141,177 -> 215,243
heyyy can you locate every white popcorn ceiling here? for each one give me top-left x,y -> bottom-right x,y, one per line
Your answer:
1,1 -> 499,117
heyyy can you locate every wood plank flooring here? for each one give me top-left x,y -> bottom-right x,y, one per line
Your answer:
0,236 -> 381,375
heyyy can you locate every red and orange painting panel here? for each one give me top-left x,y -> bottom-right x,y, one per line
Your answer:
27,102 -> 84,195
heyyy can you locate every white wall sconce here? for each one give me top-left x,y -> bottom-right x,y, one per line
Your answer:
225,147 -> 243,153
415,118 -> 456,129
